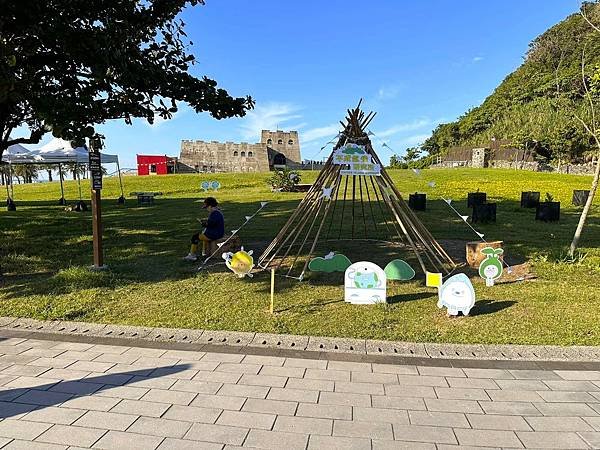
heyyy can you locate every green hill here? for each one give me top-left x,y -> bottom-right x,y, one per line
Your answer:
423,3 -> 600,164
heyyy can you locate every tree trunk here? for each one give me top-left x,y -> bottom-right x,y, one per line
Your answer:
47,169 -> 53,182
569,153 -> 600,257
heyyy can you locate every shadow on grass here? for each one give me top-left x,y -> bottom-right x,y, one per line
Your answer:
470,299 -> 517,316
0,363 -> 192,420
387,292 -> 432,304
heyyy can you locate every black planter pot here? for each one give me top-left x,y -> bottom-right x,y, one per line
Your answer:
467,192 -> 487,208
6,198 -> 16,211
408,193 -> 427,211
471,202 -> 496,224
117,195 -> 126,205
58,197 -> 67,206
536,202 -> 560,222
572,190 -> 590,207
520,191 -> 540,208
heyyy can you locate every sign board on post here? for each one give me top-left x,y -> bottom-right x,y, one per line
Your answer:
89,152 -> 102,190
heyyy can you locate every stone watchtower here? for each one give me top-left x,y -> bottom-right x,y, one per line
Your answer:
261,130 -> 301,168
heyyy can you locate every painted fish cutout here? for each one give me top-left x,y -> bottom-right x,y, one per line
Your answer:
222,247 -> 254,278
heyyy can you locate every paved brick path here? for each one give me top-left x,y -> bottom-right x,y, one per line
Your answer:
2,335 -> 600,449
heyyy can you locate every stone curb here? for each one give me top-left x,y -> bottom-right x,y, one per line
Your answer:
1,316 -> 599,362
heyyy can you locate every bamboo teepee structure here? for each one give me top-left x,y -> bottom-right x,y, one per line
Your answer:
257,102 -> 456,280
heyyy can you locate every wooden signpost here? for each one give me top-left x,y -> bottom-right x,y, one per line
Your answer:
89,147 -> 105,269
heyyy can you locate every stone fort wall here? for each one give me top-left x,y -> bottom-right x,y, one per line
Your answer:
179,130 -> 301,173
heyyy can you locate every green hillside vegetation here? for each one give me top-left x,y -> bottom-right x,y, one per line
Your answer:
423,2 -> 600,164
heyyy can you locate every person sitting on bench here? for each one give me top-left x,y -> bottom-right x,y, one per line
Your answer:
184,197 -> 224,261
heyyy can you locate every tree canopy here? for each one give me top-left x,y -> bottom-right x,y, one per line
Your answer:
422,2 -> 600,163
0,0 -> 254,156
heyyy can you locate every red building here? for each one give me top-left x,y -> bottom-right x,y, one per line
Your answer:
136,154 -> 177,175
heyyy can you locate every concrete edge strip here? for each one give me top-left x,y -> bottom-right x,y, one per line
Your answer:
1,316 -> 600,367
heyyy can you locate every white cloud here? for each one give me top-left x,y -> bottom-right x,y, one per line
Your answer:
301,124 -> 340,144
473,56 -> 484,63
398,133 -> 431,148
376,85 -> 402,100
373,118 -> 431,139
239,102 -> 302,141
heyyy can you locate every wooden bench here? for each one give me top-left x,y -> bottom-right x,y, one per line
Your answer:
130,191 -> 163,206
206,234 -> 242,258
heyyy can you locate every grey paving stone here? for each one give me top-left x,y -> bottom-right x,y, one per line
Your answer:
454,429 -> 522,448
495,379 -> 550,391
259,365 -> 305,379
579,431 -> 600,449
373,441 -> 436,450
141,388 -> 197,405
267,387 -> 319,404
24,406 -> 87,425
408,410 -> 470,428
59,350 -> 103,361
83,373 -> 136,387
127,375 -> 176,390
327,361 -> 372,372
384,385 -> 436,398
190,393 -> 246,410
304,368 -> 350,382
237,373 -> 287,388
163,404 -> 221,423
2,440 -> 68,450
463,368 -> 515,379
91,430 -> 162,450
216,409 -> 276,430
241,355 -> 285,367
28,358 -> 77,369
584,416 -> 600,431
434,387 -> 490,400
308,434 -> 370,450
274,415 -> 333,435
417,366 -> 466,378
517,431 -> 591,449
479,401 -> 541,416
110,399 -> 171,417
216,383 -> 269,399
396,374 -> 447,387
200,352 -> 244,363
215,363 -> 261,375
191,370 -> 241,384
157,437 -> 222,450
466,413 -> 531,431
94,385 -> 149,400
283,358 -> 327,370
353,406 -> 409,424
509,369 -> 562,380
296,403 -> 353,420
73,410 -> 139,431
391,424 -> 457,444
285,377 -> 334,392
59,395 -> 121,412
242,397 -> 297,415
128,416 -> 193,438
548,380 -> 600,391
184,423 -> 249,445
49,381 -> 104,396
447,377 -> 500,389
148,367 -> 199,381
424,398 -> 483,414
244,429 -> 309,450
319,391 -> 371,407
35,424 -> 106,447
169,379 -> 221,395
534,402 -> 598,416
371,395 -> 427,411
351,371 -> 398,384
1,364 -> 51,377
556,370 -> 600,381
538,390 -> 596,402
486,389 -> 545,402
0,419 -> 52,440
371,364 -> 418,375
0,387 -> 30,403
13,388 -> 73,406
525,416 -> 594,431
335,381 -> 384,395
333,419 -> 393,440
39,369 -> 92,381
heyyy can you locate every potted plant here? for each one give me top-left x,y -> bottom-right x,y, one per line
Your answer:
467,190 -> 487,208
535,193 -> 560,222
408,192 -> 426,211
267,168 -> 302,192
572,190 -> 590,207
472,202 -> 496,223
520,191 -> 540,208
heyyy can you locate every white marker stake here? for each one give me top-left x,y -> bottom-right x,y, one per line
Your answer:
270,269 -> 275,314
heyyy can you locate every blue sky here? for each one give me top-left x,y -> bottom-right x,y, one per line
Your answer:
53,1 -> 582,168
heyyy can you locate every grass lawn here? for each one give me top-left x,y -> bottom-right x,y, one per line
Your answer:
1,168 -> 599,346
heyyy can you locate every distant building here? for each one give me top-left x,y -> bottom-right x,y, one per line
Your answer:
179,130 -> 302,173
137,154 -> 178,175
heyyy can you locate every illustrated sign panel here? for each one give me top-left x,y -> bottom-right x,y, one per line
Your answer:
344,261 -> 387,304
88,152 -> 102,190
333,144 -> 381,176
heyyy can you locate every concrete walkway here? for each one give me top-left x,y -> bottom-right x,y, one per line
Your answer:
2,333 -> 600,449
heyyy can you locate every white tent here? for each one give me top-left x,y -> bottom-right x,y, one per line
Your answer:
2,138 -> 124,207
